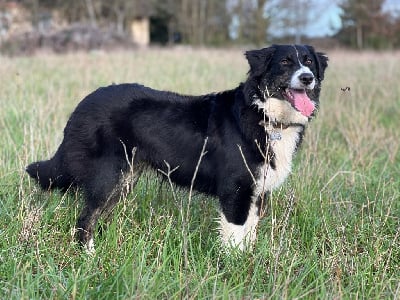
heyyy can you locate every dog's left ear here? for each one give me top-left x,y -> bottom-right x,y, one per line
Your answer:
245,46 -> 276,77
305,45 -> 328,82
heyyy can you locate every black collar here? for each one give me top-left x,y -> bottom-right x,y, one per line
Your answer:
259,120 -> 290,130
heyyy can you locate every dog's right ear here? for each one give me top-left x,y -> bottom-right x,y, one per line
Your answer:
245,46 -> 276,77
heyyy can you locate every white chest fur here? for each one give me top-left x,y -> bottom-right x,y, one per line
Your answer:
254,126 -> 302,196
218,127 -> 302,250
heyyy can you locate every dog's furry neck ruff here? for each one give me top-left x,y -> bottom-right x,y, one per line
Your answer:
254,85 -> 306,130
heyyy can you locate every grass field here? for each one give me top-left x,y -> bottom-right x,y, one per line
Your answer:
1,47 -> 399,299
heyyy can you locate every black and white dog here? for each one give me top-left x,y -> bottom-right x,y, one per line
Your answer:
27,45 -> 328,252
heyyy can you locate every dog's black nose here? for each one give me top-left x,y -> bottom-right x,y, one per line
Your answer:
299,73 -> 314,85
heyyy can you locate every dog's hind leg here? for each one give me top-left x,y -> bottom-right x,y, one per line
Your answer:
100,163 -> 144,227
75,159 -> 143,253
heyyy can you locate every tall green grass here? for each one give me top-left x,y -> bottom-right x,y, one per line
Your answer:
1,48 -> 399,299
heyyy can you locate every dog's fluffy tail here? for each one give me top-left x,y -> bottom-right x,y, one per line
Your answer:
26,149 -> 73,191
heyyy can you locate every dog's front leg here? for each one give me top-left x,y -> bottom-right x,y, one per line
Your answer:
218,196 -> 260,251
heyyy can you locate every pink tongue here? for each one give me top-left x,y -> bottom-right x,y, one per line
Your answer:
290,90 -> 315,117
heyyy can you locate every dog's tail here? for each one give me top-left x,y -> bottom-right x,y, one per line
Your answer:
26,148 -> 73,191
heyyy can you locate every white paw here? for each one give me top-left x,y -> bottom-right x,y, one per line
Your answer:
84,238 -> 96,255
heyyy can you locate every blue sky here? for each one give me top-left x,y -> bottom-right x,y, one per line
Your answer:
305,0 -> 400,37
306,3 -> 342,37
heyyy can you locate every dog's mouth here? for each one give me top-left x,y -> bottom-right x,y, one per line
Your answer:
282,88 -> 315,117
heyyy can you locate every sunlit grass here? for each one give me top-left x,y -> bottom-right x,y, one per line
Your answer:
0,48 -> 399,299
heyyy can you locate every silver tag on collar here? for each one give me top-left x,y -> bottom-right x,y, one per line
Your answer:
269,131 -> 282,141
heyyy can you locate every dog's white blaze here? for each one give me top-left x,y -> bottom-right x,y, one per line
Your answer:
219,200 -> 259,250
291,66 -> 316,90
292,45 -> 316,89
254,98 -> 308,125
254,126 -> 302,196
294,45 -> 301,63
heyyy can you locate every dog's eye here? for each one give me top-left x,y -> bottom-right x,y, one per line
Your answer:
281,59 -> 290,65
304,58 -> 312,65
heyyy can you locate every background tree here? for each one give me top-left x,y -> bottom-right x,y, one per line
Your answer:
267,0 -> 310,43
10,0 -> 400,49
266,0 -> 326,44
177,0 -> 231,45
229,0 -> 269,45
337,0 -> 392,49
15,0 -> 269,46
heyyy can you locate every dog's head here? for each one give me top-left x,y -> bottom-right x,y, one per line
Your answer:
244,44 -> 328,125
